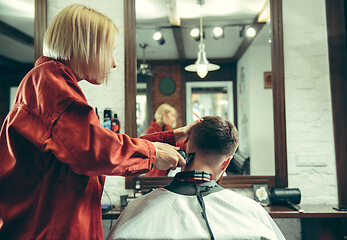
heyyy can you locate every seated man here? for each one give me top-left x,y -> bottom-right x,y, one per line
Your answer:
107,116 -> 285,240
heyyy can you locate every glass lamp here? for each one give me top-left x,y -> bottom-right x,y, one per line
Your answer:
185,43 -> 220,78
185,16 -> 220,78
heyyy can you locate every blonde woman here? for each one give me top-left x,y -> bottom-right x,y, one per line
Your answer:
146,103 -> 179,176
146,103 -> 177,134
0,5 -> 195,239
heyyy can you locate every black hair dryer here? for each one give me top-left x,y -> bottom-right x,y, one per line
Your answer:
270,188 -> 304,212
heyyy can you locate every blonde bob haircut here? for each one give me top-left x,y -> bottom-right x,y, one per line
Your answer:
43,4 -> 118,82
154,103 -> 177,121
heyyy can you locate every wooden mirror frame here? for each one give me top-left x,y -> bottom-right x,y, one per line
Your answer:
124,0 -> 287,189
31,0 -> 347,206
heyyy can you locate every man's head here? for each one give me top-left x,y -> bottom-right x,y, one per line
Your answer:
185,116 -> 239,180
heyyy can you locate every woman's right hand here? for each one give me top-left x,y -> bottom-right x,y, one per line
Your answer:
152,142 -> 186,170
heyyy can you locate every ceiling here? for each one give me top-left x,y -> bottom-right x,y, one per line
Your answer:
136,0 -> 270,61
0,0 -> 34,64
0,0 -> 270,65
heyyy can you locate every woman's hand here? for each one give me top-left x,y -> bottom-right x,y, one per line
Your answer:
173,119 -> 202,142
152,142 -> 186,170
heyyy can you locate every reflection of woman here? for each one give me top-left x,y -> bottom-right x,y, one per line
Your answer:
146,104 -> 178,176
0,5 -> 191,239
146,103 -> 177,134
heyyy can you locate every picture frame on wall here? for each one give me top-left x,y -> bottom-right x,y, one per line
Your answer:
264,71 -> 272,89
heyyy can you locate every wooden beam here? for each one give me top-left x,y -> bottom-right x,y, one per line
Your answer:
34,0 -> 47,61
325,0 -> 347,209
0,54 -> 28,67
166,0 -> 180,26
172,27 -> 186,61
0,20 -> 33,47
271,0 -> 287,187
258,0 -> 270,23
138,57 -> 235,66
124,0 -> 137,138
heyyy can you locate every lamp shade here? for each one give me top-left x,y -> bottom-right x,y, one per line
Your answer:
185,43 -> 220,78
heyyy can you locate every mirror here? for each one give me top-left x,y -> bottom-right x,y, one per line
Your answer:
124,0 -> 287,188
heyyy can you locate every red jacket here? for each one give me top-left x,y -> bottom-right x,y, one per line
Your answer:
145,120 -> 187,177
145,120 -> 173,176
0,57 -> 175,239
146,119 -> 172,134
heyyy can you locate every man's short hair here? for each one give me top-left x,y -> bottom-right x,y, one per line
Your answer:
189,116 -> 239,155
43,4 -> 118,82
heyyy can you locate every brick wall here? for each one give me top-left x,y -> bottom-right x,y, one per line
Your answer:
151,64 -> 183,128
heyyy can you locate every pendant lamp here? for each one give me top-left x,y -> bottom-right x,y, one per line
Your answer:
185,16 -> 220,78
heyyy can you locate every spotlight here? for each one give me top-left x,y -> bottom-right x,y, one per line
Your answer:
191,28 -> 204,41
246,27 -> 256,37
190,28 -> 200,41
153,30 -> 165,45
212,27 -> 224,40
190,28 -> 205,41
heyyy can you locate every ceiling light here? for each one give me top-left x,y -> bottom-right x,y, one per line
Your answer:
190,28 -> 200,41
153,30 -> 165,45
213,27 -> 224,40
246,27 -> 256,37
185,16 -> 220,78
137,43 -> 152,76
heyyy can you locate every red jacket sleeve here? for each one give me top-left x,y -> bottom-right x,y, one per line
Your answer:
43,99 -> 159,177
140,130 -> 176,146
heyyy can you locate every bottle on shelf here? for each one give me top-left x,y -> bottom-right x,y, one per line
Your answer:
103,108 -> 112,130
111,113 -> 120,133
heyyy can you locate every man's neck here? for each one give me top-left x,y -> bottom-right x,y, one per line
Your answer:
184,162 -> 216,179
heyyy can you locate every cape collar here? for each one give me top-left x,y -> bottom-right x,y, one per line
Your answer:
174,170 -> 214,184
164,171 -> 223,197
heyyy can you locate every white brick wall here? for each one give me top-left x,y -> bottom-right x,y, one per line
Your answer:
283,0 -> 337,205
47,0 -> 133,211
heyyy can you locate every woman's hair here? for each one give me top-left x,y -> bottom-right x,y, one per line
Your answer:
43,4 -> 118,82
189,116 -> 239,156
154,104 -> 176,121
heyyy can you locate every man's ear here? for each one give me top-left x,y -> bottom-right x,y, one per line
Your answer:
221,155 -> 233,171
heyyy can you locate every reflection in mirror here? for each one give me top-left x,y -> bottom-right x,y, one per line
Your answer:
136,82 -> 149,136
135,0 -> 274,176
236,22 -> 275,176
186,81 -> 233,123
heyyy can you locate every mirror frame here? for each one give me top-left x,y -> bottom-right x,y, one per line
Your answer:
124,0 -> 287,189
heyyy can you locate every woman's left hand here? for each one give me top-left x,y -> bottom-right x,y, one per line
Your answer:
173,119 -> 202,141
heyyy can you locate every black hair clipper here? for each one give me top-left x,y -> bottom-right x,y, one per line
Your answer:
177,149 -> 186,159
177,150 -> 195,166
